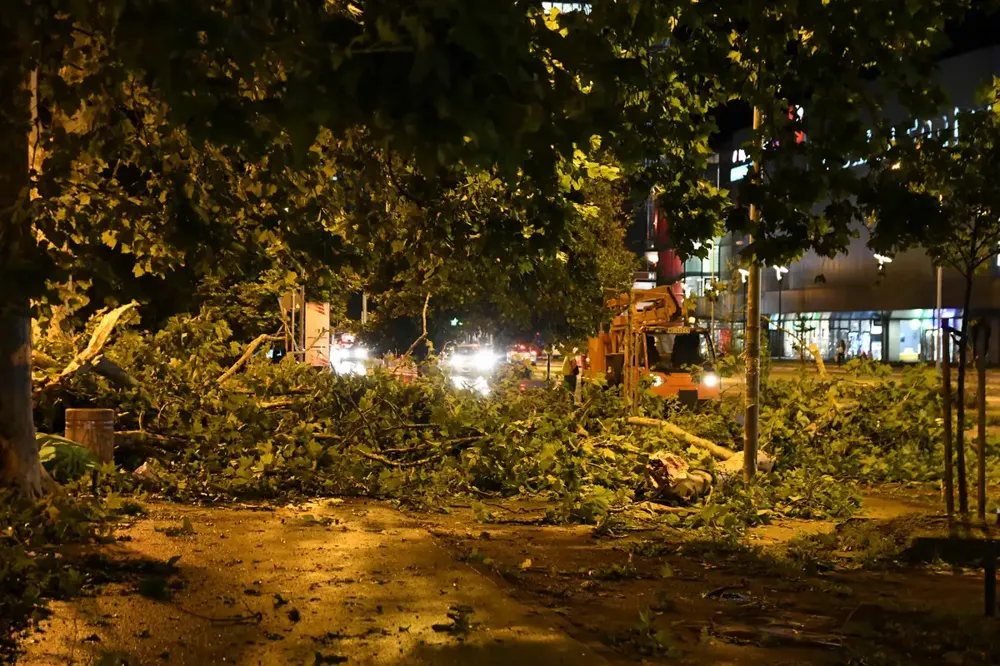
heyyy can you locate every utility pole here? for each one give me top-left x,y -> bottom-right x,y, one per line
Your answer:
362,292 -> 368,326
744,106 -> 763,482
936,265 -> 943,371
709,154 -> 721,343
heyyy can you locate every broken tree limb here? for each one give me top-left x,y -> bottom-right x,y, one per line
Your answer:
357,435 -> 485,468
115,430 -> 184,444
762,315 -> 826,376
217,332 -> 283,384
88,356 -> 137,388
627,416 -> 736,461
37,302 -> 138,393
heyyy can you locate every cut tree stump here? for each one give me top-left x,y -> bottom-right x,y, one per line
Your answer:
65,408 -> 115,463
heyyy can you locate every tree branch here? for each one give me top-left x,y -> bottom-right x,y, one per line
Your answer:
218,332 -> 283,384
36,302 -> 138,394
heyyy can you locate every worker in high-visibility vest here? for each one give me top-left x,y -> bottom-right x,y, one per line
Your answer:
562,350 -> 579,393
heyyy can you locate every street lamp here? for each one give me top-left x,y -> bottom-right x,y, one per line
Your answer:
773,266 -> 789,358
738,268 -> 750,347
874,253 -> 893,276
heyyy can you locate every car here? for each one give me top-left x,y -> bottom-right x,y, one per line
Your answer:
507,342 -> 541,366
443,343 -> 499,395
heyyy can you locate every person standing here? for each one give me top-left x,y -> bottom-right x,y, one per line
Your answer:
836,339 -> 846,366
562,350 -> 579,392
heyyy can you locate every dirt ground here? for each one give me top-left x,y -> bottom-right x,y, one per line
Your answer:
19,490 -> 996,666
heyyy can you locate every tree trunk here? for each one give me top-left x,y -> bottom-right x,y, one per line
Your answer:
956,276 -> 973,515
0,41 -> 44,495
743,106 -> 762,483
942,319 -> 954,516
0,312 -> 43,496
977,324 -> 989,522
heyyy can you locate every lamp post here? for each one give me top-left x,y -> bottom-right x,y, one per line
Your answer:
738,267 -> 750,352
936,265 -> 943,371
773,265 -> 789,358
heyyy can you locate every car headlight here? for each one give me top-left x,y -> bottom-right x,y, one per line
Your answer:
473,351 -> 496,371
449,355 -> 465,368
651,375 -> 664,387
352,347 -> 369,360
702,373 -> 719,388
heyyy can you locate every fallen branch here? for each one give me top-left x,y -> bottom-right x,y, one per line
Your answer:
89,356 -> 137,387
356,449 -> 451,468
763,315 -> 826,376
177,606 -> 263,626
358,435 -> 485,467
627,416 -> 736,461
37,302 -> 138,393
115,430 -> 183,444
218,332 -> 283,384
257,397 -> 295,409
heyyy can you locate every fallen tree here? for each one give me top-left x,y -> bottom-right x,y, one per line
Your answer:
30,310 -> 949,528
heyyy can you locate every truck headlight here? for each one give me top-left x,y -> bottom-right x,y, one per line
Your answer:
702,373 -> 719,388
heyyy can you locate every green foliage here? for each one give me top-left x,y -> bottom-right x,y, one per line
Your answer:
36,433 -> 98,483
35,311 -> 948,538
761,365 -> 943,484
0,489 -> 110,662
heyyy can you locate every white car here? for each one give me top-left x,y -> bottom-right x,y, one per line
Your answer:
444,344 -> 498,395
331,345 -> 369,376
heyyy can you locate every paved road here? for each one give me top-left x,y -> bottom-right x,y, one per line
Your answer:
21,501 -> 608,666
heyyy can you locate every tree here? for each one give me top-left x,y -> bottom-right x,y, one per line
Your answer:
332,139 -> 634,348
658,0 -> 973,479
0,1 -> 725,495
864,82 -> 1000,515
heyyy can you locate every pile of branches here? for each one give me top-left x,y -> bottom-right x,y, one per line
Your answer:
31,310 -> 946,527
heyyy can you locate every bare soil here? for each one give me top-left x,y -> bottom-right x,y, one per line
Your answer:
18,491 -> 997,666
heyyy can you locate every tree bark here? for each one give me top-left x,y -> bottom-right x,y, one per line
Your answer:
0,313 -> 43,496
956,275 -> 973,515
942,319 -> 954,517
0,49 -> 44,495
977,324 -> 989,522
743,106 -> 762,482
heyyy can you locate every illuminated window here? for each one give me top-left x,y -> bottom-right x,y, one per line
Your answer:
730,163 -> 750,182
542,2 -> 590,12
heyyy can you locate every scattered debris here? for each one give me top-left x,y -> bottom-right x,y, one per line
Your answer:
155,518 -> 195,537
431,605 -> 477,639
131,461 -> 162,488
645,451 -> 713,503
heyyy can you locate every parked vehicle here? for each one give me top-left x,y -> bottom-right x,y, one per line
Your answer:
506,342 -> 541,366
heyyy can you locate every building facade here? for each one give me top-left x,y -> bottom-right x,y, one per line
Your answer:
711,44 -> 1000,363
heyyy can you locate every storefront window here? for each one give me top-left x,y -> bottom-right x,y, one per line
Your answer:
767,309 -> 959,362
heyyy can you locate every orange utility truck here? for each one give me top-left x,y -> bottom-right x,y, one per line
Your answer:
587,286 -> 720,408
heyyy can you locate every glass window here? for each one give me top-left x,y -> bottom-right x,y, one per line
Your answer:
647,332 -> 709,371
